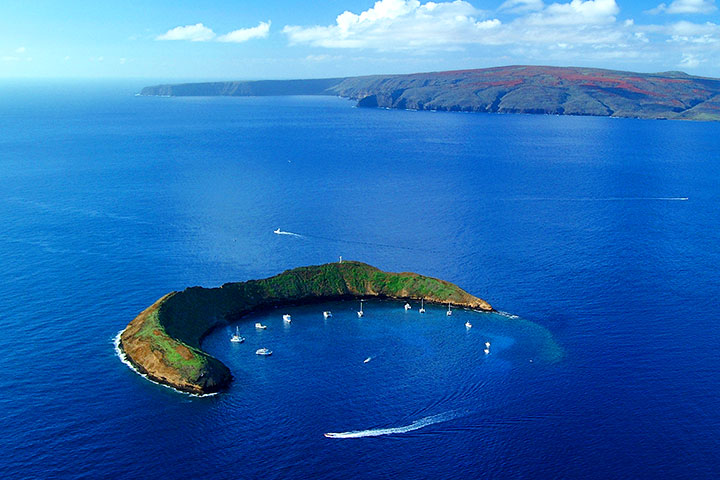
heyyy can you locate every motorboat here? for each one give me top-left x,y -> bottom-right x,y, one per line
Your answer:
230,326 -> 245,343
273,228 -> 281,234
323,311 -> 332,319
485,341 -> 491,348
364,357 -> 372,363
404,302 -> 411,311
255,323 -> 267,330
256,348 -> 272,356
419,298 -> 425,314
283,314 -> 292,323
357,300 -> 364,318
465,321 -> 472,329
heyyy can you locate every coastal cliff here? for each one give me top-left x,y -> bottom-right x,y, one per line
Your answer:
140,65 -> 720,121
119,261 -> 493,395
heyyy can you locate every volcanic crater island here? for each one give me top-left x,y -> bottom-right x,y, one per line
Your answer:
141,65 -> 720,121
120,261 -> 554,395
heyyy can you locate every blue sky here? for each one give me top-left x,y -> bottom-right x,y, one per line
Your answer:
1,0 -> 719,79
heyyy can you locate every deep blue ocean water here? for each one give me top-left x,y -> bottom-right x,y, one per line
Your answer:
1,81 -> 719,479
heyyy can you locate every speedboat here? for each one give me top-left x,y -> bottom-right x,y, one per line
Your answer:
404,302 -> 411,311
419,298 -> 425,314
256,348 -> 272,356
446,303 -> 453,316
485,341 -> 491,348
357,300 -> 364,318
283,314 -> 292,323
484,348 -> 490,355
323,311 -> 332,319
230,326 -> 245,343
465,321 -> 472,329
364,357 -> 372,363
273,228 -> 281,234
255,323 -> 267,330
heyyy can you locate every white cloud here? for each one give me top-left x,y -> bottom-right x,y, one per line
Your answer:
156,23 -> 216,42
1,56 -> 19,62
217,21 -> 271,43
524,0 -> 619,26
499,0 -> 545,13
305,54 -> 343,61
679,52 -> 701,67
119,58 -> 127,64
15,46 -> 26,54
284,0 -> 501,49
647,0 -> 717,14
284,0 -> 630,50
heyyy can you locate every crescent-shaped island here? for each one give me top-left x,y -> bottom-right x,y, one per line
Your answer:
119,261 -> 496,395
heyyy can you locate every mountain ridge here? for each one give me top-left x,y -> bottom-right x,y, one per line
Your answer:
140,65 -> 720,121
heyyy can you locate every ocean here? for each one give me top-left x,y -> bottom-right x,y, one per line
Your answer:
1,81 -> 718,479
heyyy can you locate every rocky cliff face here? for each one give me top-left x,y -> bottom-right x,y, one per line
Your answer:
119,261 -> 493,395
329,66 -> 720,121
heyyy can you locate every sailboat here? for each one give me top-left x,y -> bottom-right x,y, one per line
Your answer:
357,300 -> 364,318
419,298 -> 426,314
283,314 -> 292,323
446,303 -> 453,316
465,321 -> 472,329
323,311 -> 332,319
404,302 -> 411,311
230,326 -> 245,343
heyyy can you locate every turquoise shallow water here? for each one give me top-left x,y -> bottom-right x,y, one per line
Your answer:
0,81 -> 719,479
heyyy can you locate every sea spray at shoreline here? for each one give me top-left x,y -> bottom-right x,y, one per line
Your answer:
113,331 -> 218,398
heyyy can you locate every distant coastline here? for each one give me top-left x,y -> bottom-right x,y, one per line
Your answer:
140,65 -> 720,122
118,261 -> 494,395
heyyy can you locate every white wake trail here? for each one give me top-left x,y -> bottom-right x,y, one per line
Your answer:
324,411 -> 458,439
273,229 -> 303,238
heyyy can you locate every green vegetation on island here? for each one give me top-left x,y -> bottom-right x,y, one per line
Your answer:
119,261 -> 494,395
140,65 -> 720,121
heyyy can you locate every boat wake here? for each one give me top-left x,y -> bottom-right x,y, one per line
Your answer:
510,196 -> 689,202
324,411 -> 459,439
273,229 -> 303,237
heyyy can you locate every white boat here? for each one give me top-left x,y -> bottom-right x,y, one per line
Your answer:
484,348 -> 490,355
419,299 -> 425,314
446,303 -> 453,316
323,311 -> 332,319
255,323 -> 267,330
485,341 -> 491,348
404,302 -> 411,311
283,314 -> 292,323
465,321 -> 472,329
273,228 -> 281,234
256,348 -> 272,356
357,300 -> 364,318
364,357 -> 372,363
230,326 -> 245,343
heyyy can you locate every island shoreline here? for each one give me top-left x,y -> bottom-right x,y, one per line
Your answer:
118,261 -> 498,395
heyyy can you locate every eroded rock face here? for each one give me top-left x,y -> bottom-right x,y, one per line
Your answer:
119,261 -> 492,395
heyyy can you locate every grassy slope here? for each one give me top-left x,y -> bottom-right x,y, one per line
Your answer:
120,261 -> 492,394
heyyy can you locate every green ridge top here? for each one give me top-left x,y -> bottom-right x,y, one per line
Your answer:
119,261 -> 493,395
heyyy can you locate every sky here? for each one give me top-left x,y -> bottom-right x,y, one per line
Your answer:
1,0 -> 720,80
